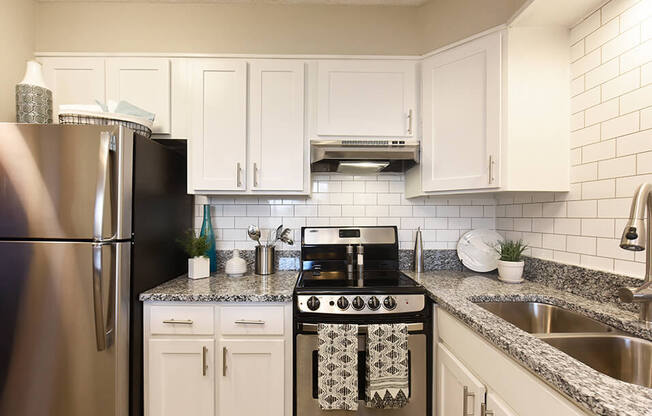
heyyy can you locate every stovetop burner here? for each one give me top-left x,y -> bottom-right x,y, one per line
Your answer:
297,269 -> 419,289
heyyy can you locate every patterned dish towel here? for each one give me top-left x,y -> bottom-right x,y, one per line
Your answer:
365,324 -> 409,408
318,323 -> 359,411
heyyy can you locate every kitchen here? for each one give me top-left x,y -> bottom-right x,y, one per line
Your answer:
0,0 -> 651,415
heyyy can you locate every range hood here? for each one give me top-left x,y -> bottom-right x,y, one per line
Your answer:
310,139 -> 419,174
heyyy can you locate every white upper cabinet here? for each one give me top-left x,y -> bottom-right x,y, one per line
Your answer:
189,59 -> 248,192
106,58 -> 171,134
421,31 -> 501,193
41,57 -> 106,121
249,60 -> 305,192
316,60 -> 417,137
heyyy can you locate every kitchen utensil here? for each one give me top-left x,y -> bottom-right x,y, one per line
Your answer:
456,229 -> 503,272
247,225 -> 261,246
414,227 -> 424,273
255,245 -> 275,275
273,224 -> 283,244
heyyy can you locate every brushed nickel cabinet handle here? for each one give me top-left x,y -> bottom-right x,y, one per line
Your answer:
488,155 -> 495,185
222,347 -> 227,377
463,386 -> 475,416
162,319 -> 193,325
481,403 -> 494,416
202,346 -> 208,376
253,162 -> 259,187
407,109 -> 413,135
234,319 -> 265,325
236,163 -> 242,188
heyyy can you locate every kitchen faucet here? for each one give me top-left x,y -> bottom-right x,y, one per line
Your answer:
618,183 -> 652,325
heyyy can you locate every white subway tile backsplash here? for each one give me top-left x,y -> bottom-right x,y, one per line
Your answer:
602,69 -> 640,100
597,197 -> 632,217
616,129 -> 652,155
582,139 -> 616,162
598,154 -> 637,178
585,58 -> 619,89
571,124 -> 600,147
603,26 -> 641,63
554,218 -> 582,235
571,10 -> 601,44
582,218 -> 615,237
567,200 -> 598,217
620,39 -> 652,72
533,218 -> 554,233
571,87 -> 601,114
571,163 -> 598,182
585,99 -> 619,125
586,18 -> 620,51
620,83 -> 652,113
620,0 -> 652,31
638,150 -> 652,173
580,254 -> 614,271
571,39 -> 586,62
582,179 -> 616,198
567,235 -> 597,254
602,0 -> 639,23
543,233 -> 567,250
600,111 -> 640,139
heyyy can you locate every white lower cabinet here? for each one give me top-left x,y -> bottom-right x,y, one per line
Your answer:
435,308 -> 589,416
145,302 -> 291,416
219,339 -> 285,415
436,343 -> 485,416
148,339 -> 214,416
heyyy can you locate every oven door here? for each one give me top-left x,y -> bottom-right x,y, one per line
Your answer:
296,323 -> 427,416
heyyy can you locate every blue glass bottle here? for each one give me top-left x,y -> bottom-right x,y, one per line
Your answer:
200,204 -> 217,273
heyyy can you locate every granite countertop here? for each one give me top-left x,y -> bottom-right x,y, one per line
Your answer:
138,270 -> 298,302
403,270 -> 652,416
139,268 -> 652,415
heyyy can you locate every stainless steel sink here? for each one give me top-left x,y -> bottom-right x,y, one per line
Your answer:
540,334 -> 652,388
475,301 -> 618,334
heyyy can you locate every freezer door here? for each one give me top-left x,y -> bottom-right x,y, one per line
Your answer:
0,124 -> 133,240
0,240 -> 130,416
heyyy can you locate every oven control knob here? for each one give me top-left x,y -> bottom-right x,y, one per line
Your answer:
352,296 -> 365,311
383,296 -> 397,310
367,296 -> 381,311
337,296 -> 349,310
307,296 -> 320,311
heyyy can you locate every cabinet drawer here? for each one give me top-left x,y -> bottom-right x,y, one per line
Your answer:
219,305 -> 284,336
150,305 -> 214,335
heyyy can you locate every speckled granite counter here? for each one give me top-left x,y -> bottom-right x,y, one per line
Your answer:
139,271 -> 298,302
404,270 -> 652,416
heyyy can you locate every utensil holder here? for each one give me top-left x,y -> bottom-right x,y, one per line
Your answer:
255,246 -> 275,275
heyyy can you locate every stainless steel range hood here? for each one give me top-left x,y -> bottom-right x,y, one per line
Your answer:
310,139 -> 419,174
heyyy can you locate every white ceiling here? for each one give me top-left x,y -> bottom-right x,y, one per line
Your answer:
37,0 -> 429,6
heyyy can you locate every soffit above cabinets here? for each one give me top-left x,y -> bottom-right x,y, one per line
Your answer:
510,0 -> 606,27
36,0 -> 428,5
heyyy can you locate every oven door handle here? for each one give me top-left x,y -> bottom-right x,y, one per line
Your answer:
299,322 -> 423,333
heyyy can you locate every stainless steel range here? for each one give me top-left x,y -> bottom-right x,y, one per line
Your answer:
293,226 -> 432,416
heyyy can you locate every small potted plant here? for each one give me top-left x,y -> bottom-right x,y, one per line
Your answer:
495,240 -> 528,283
178,230 -> 211,279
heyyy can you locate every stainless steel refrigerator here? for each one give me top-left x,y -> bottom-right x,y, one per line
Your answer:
0,124 -> 192,416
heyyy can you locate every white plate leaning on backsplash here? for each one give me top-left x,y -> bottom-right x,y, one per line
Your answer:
456,229 -> 503,273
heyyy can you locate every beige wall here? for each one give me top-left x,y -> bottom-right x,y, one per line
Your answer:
419,0 -> 527,52
35,2 -> 422,55
0,0 -> 35,121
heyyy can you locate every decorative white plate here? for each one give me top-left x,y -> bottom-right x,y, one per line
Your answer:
456,229 -> 503,273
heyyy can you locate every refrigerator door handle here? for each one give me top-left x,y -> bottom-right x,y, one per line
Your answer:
92,243 -> 115,351
94,132 -> 115,242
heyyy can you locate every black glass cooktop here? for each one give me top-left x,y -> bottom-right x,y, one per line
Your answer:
296,269 -> 419,289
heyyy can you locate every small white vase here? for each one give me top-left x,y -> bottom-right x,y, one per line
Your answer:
225,249 -> 247,277
188,256 -> 210,279
16,60 -> 52,124
497,260 -> 524,283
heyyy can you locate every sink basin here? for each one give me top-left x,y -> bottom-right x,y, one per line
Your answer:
475,301 -> 618,334
541,335 -> 652,388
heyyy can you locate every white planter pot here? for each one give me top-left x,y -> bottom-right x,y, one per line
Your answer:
497,260 -> 524,283
188,256 -> 210,279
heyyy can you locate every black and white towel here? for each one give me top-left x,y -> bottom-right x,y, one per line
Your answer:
365,323 -> 409,409
317,323 -> 359,411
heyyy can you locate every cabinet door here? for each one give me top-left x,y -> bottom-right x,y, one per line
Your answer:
189,60 -> 247,191
249,60 -> 305,191
148,339 -> 214,416
485,390 -> 519,416
317,60 -> 416,137
106,58 -> 171,134
41,57 -> 105,122
219,339 -> 285,416
437,342 -> 486,416
422,31 -> 502,192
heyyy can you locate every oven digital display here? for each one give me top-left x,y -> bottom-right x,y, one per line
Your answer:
339,229 -> 360,238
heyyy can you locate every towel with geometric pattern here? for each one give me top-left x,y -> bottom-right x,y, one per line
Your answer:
365,323 -> 409,408
318,323 -> 359,411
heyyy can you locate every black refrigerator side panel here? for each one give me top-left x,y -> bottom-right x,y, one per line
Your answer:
130,136 -> 192,416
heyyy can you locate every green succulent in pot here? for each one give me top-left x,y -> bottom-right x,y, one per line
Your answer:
177,230 -> 211,279
495,239 -> 528,283
495,239 -> 528,262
